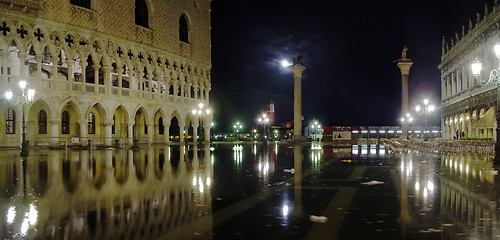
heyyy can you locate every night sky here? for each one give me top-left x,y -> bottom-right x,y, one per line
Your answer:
210,0 -> 488,132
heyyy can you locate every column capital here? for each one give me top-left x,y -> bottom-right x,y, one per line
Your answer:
102,120 -> 114,127
290,65 -> 306,78
397,61 -> 413,76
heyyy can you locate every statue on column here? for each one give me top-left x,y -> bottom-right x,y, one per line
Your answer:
292,56 -> 305,66
401,47 -> 408,59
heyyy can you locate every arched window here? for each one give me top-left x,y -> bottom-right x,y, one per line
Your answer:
135,0 -> 149,28
5,108 -> 15,134
88,112 -> 96,134
70,0 -> 90,9
158,117 -> 164,135
62,111 -> 70,134
179,14 -> 189,43
38,110 -> 47,134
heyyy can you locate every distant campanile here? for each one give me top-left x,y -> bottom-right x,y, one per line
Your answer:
267,96 -> 275,125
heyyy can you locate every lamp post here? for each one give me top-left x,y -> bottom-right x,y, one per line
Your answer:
5,80 -> 35,156
471,43 -> 500,162
257,113 -> 269,141
310,121 -> 322,142
400,113 -> 413,140
191,103 -> 212,143
233,121 -> 243,140
415,99 -> 435,140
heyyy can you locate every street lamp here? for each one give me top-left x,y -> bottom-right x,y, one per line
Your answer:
233,121 -> 243,140
415,99 -> 435,140
400,113 -> 413,140
310,121 -> 322,141
5,80 -> 35,156
257,113 -> 269,140
191,103 -> 212,143
471,43 -> 500,162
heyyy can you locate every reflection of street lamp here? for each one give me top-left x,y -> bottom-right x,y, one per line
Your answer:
257,113 -> 269,140
5,80 -> 35,156
191,103 -> 212,142
472,44 -> 500,163
233,121 -> 243,139
415,99 -> 435,140
400,113 -> 413,140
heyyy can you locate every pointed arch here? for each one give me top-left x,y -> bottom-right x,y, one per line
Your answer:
179,14 -> 189,43
135,0 -> 149,28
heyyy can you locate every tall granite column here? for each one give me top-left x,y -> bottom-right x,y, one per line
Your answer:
290,65 -> 306,140
396,47 -> 413,140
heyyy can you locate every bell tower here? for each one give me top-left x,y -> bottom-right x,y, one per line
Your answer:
267,96 -> 275,125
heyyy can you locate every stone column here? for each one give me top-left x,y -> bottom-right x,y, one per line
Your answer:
18,52 -> 27,79
290,65 -> 306,139
35,55 -> 43,79
192,121 -> 199,144
93,63 -> 99,90
179,122 -> 185,143
164,121 -> 170,144
49,119 -> 60,146
79,119 -> 88,146
147,122 -> 153,144
204,119 -> 211,143
396,52 -> 413,140
117,66 -> 123,96
103,65 -> 112,95
80,59 -> 87,84
1,51 -> 8,84
127,121 -> 135,145
66,59 -> 74,84
103,120 -> 113,146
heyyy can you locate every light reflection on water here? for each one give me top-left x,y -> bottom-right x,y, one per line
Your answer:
0,144 -> 498,239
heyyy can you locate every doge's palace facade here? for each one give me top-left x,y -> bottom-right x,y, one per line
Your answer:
439,2 -> 500,141
0,0 -> 212,147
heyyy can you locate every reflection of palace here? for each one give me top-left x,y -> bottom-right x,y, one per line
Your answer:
439,2 -> 500,140
0,146 -> 213,239
0,1 -> 212,147
440,153 -> 499,238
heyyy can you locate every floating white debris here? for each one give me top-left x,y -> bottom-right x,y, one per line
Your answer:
483,170 -> 498,175
309,215 -> 328,223
284,168 -> 295,174
360,181 -> 384,186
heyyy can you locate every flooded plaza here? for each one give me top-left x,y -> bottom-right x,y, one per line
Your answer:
0,142 -> 498,239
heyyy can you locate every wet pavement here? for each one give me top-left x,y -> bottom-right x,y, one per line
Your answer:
0,142 -> 499,239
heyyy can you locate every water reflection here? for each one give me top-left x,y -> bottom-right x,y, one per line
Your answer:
2,144 -> 500,239
439,153 -> 498,239
0,146 -> 213,239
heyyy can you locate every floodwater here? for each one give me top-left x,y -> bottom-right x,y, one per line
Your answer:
0,142 -> 498,239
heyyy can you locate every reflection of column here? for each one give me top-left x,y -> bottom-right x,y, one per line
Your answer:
398,153 -> 415,235
293,145 -> 304,217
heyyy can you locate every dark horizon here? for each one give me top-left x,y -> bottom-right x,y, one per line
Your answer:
210,0 -> 488,132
